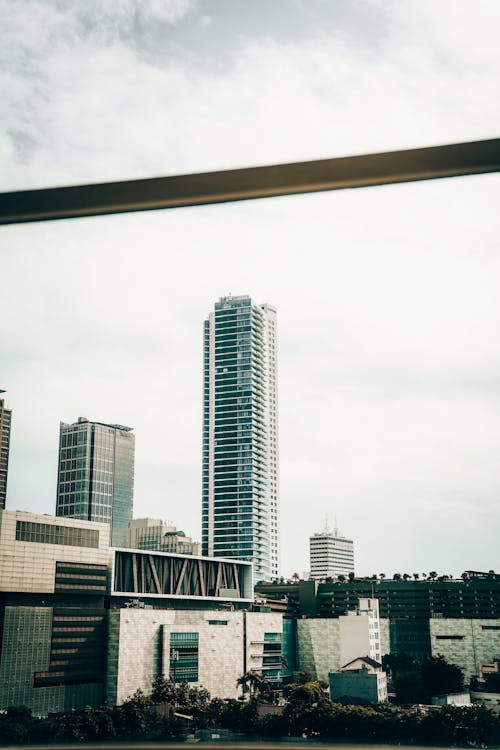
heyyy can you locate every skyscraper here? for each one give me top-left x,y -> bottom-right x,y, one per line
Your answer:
0,390 -> 12,510
309,523 -> 354,579
202,295 -> 279,581
55,417 -> 135,547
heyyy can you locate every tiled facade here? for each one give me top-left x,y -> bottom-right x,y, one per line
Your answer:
0,510 -> 110,594
107,608 -> 283,704
430,618 -> 500,681
297,603 -> 380,683
379,618 -> 390,656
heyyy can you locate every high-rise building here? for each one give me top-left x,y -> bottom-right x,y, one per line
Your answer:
128,518 -> 201,555
55,416 -> 135,547
0,389 -> 12,510
202,295 -> 279,581
310,523 -> 354,579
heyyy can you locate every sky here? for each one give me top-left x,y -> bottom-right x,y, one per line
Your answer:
1,0 -> 499,578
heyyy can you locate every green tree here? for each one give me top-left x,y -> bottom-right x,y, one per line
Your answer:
421,655 -> 464,698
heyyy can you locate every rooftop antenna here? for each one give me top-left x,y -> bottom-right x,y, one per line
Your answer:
324,514 -> 330,533
334,513 -> 338,537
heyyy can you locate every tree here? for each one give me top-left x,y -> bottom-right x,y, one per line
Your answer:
421,655 -> 464,699
393,573 -> 402,581
413,573 -> 420,580
348,572 -> 355,581
236,671 -> 270,701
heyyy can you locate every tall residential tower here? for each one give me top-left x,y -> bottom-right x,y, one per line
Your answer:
202,295 -> 279,581
0,390 -> 12,509
55,417 -> 135,547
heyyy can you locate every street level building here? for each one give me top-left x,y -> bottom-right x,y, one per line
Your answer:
55,417 -> 135,547
128,518 -> 201,555
310,524 -> 354,579
0,390 -> 12,510
202,295 -> 279,581
330,656 -> 388,703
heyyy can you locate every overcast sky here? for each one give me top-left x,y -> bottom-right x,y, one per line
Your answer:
1,0 -> 499,578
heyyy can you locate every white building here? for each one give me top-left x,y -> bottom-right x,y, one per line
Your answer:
202,295 -> 279,581
128,518 -> 201,555
309,524 -> 354,579
107,609 -> 284,704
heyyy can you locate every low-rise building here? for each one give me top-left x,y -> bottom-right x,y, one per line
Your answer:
330,656 -> 388,703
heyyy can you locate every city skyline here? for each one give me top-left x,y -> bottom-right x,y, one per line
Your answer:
1,2 -> 500,577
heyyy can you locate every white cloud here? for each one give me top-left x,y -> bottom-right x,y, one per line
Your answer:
1,1 -> 499,577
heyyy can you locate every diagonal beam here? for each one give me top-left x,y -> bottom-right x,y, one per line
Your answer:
1,138 -> 499,225
148,555 -> 161,594
198,559 -> 206,597
175,557 -> 189,595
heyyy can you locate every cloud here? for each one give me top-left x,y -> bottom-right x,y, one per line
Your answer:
1,1 -> 499,577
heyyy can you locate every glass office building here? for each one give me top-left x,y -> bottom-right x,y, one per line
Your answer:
202,295 -> 279,581
0,389 -> 12,510
55,417 -> 135,547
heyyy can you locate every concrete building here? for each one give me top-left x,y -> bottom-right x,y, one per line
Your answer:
297,597 -> 381,682
128,518 -> 201,555
330,656 -> 388,703
0,509 -> 287,716
202,295 -> 279,581
0,510 -> 110,716
0,389 -> 12,510
309,523 -> 354,579
107,609 -> 284,705
256,574 -> 500,663
430,618 -> 500,682
55,417 -> 135,547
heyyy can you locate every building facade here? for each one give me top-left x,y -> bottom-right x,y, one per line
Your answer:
107,609 -> 284,705
128,518 -> 201,555
297,597 -> 381,682
55,417 -> 135,547
0,509 -> 286,716
309,525 -> 354,579
202,295 -> 279,582
0,510 -> 110,716
0,390 -> 12,510
330,656 -> 388,703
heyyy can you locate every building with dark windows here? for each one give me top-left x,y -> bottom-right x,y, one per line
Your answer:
55,417 -> 135,547
0,390 -> 12,509
202,295 -> 279,582
256,576 -> 500,667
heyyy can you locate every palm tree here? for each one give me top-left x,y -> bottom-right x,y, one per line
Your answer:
413,573 -> 420,580
236,671 -> 269,701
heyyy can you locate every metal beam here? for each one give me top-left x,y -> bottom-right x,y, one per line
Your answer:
1,138 -> 499,225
